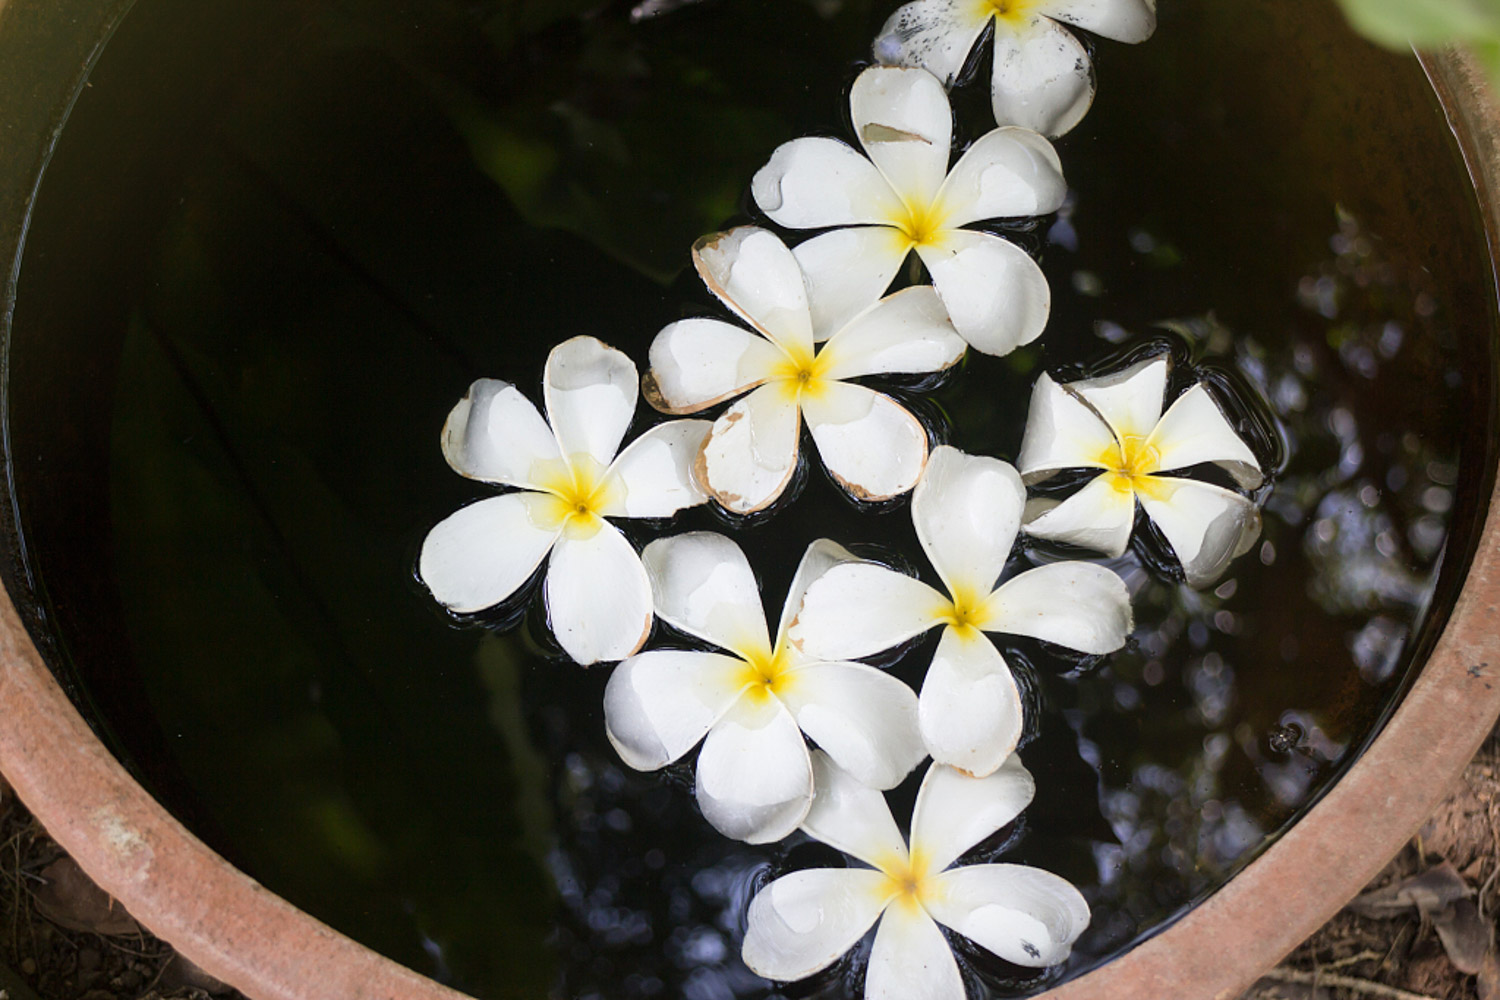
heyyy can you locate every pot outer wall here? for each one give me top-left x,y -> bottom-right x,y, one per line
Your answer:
0,1 -> 1498,998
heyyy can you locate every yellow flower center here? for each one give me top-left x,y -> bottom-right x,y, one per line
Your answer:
877,850 -> 936,914
736,645 -> 795,705
984,0 -> 1035,24
770,342 -> 833,403
1100,434 -> 1162,496
892,199 -> 947,250
530,456 -> 622,538
937,586 -> 989,639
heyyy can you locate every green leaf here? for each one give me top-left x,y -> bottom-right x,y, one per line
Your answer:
1334,0 -> 1500,47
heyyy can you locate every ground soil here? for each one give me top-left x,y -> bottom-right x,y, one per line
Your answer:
0,733 -> 1497,1000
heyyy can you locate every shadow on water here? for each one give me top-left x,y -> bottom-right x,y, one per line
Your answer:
2,0 -> 1496,997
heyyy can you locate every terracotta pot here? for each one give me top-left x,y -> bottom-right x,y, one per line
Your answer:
0,2 -> 1497,998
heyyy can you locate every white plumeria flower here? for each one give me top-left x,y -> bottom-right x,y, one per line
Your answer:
605,533 -> 926,844
419,336 -> 711,666
789,445 -> 1131,777
743,752 -> 1089,998
872,0 -> 1157,138
645,226 -> 967,514
1015,353 -> 1266,588
750,65 -> 1066,353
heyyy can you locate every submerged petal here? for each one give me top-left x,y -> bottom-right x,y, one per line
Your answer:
793,226 -> 911,339
1041,0 -> 1157,43
777,538 -> 862,649
545,523 -> 653,665
1138,477 -> 1261,588
918,628 -> 1025,778
983,561 -> 1132,654
873,0 -> 994,85
439,379 -> 562,488
419,493 -> 560,613
866,904 -> 966,1000
641,531 -> 771,658
791,562 -> 948,661
693,228 -> 815,358
604,650 -> 750,770
801,751 -> 909,869
927,864 -> 1090,966
752,136 -> 905,230
990,15 -> 1095,138
851,65 -> 954,210
803,382 -> 929,503
1015,372 -> 1118,480
1148,384 -> 1265,488
1070,353 -> 1168,442
917,229 -> 1050,355
695,695 -> 814,844
742,868 -> 891,982
698,382 -> 803,514
544,336 -> 639,470
818,286 -> 967,381
1022,473 -> 1137,557
938,126 -> 1068,227
913,446 -> 1024,602
911,755 -> 1036,873
643,318 -> 782,414
781,661 -> 925,790
600,420 -> 711,519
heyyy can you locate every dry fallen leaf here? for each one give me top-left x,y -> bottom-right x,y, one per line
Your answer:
33,857 -> 141,937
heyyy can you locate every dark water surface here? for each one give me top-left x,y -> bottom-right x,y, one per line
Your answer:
5,0 -> 1497,997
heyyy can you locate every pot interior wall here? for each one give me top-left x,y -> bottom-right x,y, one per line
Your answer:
1,0 -> 1497,998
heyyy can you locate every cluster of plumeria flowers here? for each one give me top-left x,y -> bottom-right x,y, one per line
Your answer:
417,4 -> 1275,997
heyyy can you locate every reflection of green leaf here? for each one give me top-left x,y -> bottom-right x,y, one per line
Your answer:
477,636 -> 554,866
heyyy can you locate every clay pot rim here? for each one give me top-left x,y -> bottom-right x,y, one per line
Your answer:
0,5 -> 1498,997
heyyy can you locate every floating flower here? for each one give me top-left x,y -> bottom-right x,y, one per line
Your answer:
751,65 -> 1066,352
872,0 -> 1158,138
1015,352 -> 1266,587
645,226 -> 966,514
790,445 -> 1131,777
419,336 -> 711,665
743,752 -> 1089,996
605,533 -> 926,843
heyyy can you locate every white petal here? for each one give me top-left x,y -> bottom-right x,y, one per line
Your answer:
1022,473 -> 1136,557
1069,353 -> 1168,442
751,136 -> 905,229
872,0 -> 993,85
990,16 -> 1095,138
693,228 -> 815,357
439,379 -> 563,488
912,446 -> 1024,602
641,531 -> 771,658
777,538 -> 862,649
916,229 -> 1050,355
1041,0 -> 1157,43
793,226 -> 910,339
644,318 -> 782,413
927,864 -> 1090,967
790,562 -> 948,662
803,382 -> 929,502
866,905 -> 965,1000
695,695 -> 813,844
781,662 -> 925,790
910,755 -> 1036,873
600,420 -> 711,518
697,383 -> 803,514
801,750 -> 909,869
917,628 -> 1025,778
545,523 -> 654,665
938,127 -> 1068,226
604,650 -> 749,770
742,868 -> 891,982
1148,384 -> 1265,488
1015,372 -> 1117,480
544,336 -> 638,470
419,493 -> 560,613
818,287 -> 967,381
1138,477 -> 1261,588
850,65 -> 954,210
983,561 -> 1132,654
